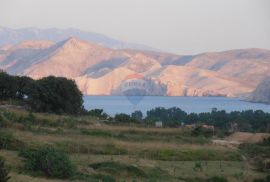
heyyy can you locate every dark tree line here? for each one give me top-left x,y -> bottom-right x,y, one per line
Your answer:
145,107 -> 270,132
0,71 -> 84,114
113,107 -> 270,132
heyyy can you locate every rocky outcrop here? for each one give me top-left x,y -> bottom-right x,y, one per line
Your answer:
249,78 -> 270,104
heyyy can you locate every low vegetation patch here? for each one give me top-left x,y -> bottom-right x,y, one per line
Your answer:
139,149 -> 242,161
81,129 -> 114,138
179,176 -> 228,182
239,136 -> 270,171
253,175 -> 270,182
89,161 -> 146,178
0,157 -> 10,182
0,130 -> 25,150
19,145 -> 75,179
72,173 -> 116,182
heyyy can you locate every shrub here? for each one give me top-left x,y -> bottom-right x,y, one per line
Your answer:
81,129 -> 113,137
0,131 -> 13,150
19,145 -> 75,178
89,161 -> 146,177
0,114 -> 8,128
207,176 -> 228,182
147,167 -> 171,181
262,137 -> 270,146
253,175 -> 270,182
191,126 -> 213,138
0,131 -> 24,150
73,173 -> 116,182
141,149 -> 241,161
0,157 -> 10,182
86,109 -> 108,119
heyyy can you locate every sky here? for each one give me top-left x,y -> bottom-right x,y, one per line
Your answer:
0,0 -> 270,54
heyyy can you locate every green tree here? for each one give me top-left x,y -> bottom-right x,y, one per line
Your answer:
15,76 -> 34,100
115,113 -> 136,123
28,76 -> 84,114
0,72 -> 17,100
87,109 -> 108,119
131,110 -> 143,121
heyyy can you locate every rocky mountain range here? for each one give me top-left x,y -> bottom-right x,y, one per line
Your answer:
0,35 -> 270,97
0,27 -> 155,51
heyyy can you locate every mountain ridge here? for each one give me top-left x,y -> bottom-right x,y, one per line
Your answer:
248,77 -> 270,104
0,27 -> 157,51
0,37 -> 270,97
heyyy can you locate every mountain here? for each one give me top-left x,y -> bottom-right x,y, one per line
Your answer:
0,37 -> 269,97
180,49 -> 270,87
0,27 -> 156,51
248,78 -> 270,104
149,65 -> 253,97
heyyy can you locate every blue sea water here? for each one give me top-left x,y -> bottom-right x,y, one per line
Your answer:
83,96 -> 270,116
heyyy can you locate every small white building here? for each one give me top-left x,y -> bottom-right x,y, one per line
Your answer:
155,121 -> 163,128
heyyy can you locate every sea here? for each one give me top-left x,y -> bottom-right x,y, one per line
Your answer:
83,96 -> 270,116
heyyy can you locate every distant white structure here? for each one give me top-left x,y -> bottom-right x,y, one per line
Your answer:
155,121 -> 163,128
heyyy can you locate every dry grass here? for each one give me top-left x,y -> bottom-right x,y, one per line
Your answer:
0,108 -> 269,182
9,173 -> 73,182
0,150 -> 264,182
86,124 -> 185,133
10,128 -> 229,152
225,132 -> 270,143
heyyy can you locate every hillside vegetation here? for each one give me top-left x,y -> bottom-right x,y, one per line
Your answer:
0,106 -> 269,182
0,72 -> 269,182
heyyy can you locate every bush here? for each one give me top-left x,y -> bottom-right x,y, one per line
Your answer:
0,131 -> 24,150
191,126 -> 213,138
0,114 -> 7,128
73,173 -> 116,182
19,145 -> 75,178
0,131 -> 13,150
0,157 -> 10,182
89,161 -> 146,177
86,109 -> 108,119
141,149 -> 241,161
115,113 -> 137,123
207,176 -> 228,182
253,175 -> 270,182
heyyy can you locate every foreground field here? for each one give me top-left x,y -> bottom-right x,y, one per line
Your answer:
0,107 -> 269,182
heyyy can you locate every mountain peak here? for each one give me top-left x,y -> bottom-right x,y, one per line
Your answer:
63,37 -> 87,45
56,37 -> 104,51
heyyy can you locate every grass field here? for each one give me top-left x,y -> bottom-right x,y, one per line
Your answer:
0,107 -> 268,182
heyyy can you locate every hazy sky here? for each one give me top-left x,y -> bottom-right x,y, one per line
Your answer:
1,0 -> 270,54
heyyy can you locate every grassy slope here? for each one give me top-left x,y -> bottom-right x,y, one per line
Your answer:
0,107 -> 268,182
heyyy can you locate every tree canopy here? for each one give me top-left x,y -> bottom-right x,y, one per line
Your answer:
0,71 -> 84,114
